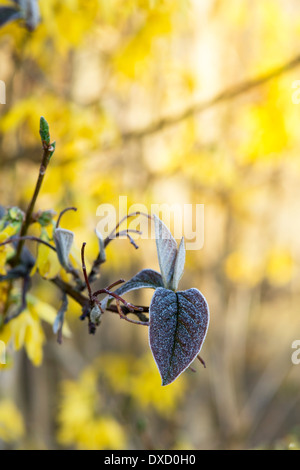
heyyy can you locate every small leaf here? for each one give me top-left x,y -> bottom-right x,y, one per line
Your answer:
171,237 -> 185,291
100,269 -> 164,311
37,209 -> 56,227
54,228 -> 74,270
115,269 -> 164,295
23,0 -> 40,32
49,141 -> 56,158
90,304 -> 102,326
39,116 -> 50,146
0,7 -> 22,27
149,287 -> 209,386
153,214 -> 178,289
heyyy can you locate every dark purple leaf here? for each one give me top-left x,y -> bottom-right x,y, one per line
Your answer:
100,269 -> 164,311
149,287 -> 209,386
0,7 -> 22,27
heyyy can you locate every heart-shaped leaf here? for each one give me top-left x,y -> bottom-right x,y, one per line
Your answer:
153,214 -> 178,289
100,269 -> 164,311
149,287 -> 209,386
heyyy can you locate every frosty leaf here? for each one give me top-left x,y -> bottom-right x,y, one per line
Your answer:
54,228 -> 74,270
149,287 -> 209,386
170,237 -> 185,291
100,269 -> 164,311
153,214 -> 178,289
115,269 -> 164,296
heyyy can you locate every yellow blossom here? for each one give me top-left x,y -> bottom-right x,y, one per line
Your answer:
0,399 -> 24,443
57,367 -> 126,450
0,294 -> 71,366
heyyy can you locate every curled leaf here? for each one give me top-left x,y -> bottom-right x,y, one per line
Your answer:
170,237 -> 185,291
54,228 -> 74,271
149,287 -> 209,386
153,214 -> 178,289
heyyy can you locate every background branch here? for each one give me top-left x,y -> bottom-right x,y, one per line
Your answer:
121,53 -> 300,140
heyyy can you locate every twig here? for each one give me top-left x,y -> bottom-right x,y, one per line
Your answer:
12,129 -> 54,266
0,236 -> 57,252
106,303 -> 149,323
115,299 -> 149,326
51,276 -> 89,308
80,242 -> 92,301
197,355 -> 206,369
104,212 -> 152,246
56,206 -> 77,229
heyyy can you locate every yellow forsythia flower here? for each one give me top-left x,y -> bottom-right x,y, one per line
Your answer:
0,399 -> 24,443
129,355 -> 187,417
97,353 -> 186,417
0,295 -> 71,366
57,367 -> 126,450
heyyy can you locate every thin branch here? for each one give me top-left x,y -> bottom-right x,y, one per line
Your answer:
0,236 -> 57,252
92,288 -> 142,312
115,299 -> 149,326
56,206 -> 77,229
104,229 -> 142,249
105,279 -> 125,290
51,276 -> 89,308
80,242 -> 92,301
12,141 -> 54,265
197,355 -> 206,369
106,303 -> 149,323
104,212 -> 152,245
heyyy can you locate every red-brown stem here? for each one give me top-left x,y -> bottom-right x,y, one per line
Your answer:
104,212 -> 152,246
115,300 -> 149,326
197,355 -> 206,368
56,206 -> 77,229
81,242 -> 92,301
105,279 -> 125,290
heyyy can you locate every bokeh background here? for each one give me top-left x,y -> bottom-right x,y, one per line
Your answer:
0,0 -> 300,450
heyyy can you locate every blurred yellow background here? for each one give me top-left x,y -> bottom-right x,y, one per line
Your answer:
0,0 -> 300,450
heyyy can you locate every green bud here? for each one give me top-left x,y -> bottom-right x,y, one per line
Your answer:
7,207 -> 24,223
39,116 -> 50,146
38,209 -> 56,227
